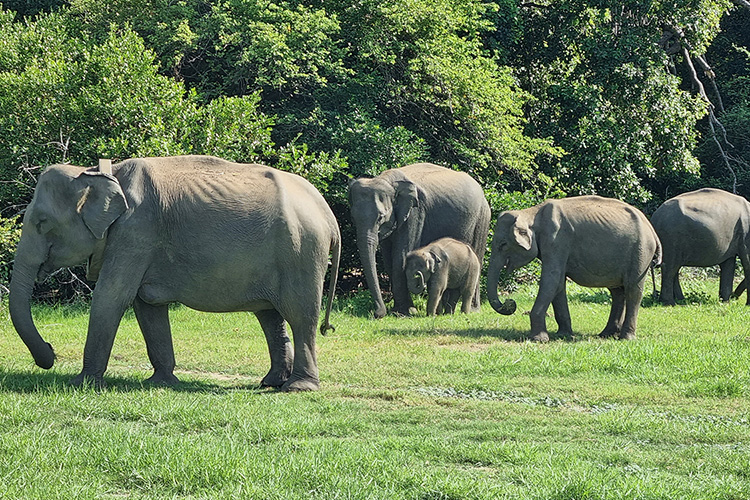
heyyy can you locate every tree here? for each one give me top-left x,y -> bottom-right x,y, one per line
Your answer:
497,0 -> 738,205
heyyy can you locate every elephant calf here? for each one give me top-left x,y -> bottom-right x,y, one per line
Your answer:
487,196 -> 661,341
405,238 -> 481,315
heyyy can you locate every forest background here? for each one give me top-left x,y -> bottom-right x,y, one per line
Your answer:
0,0 -> 747,301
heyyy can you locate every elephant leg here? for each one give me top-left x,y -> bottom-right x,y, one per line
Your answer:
674,273 -> 685,301
719,257 -> 736,301
659,263 -> 679,305
739,251 -> 750,305
390,266 -> 415,316
460,286 -> 473,314
441,288 -> 459,314
426,287 -> 443,316
600,287 -> 625,338
278,303 -> 320,392
551,284 -> 572,339
529,267 -> 565,342
133,297 -> 178,386
255,309 -> 293,388
619,281 -> 645,340
73,280 -> 137,387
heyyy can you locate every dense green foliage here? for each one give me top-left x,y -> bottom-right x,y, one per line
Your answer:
0,0 -> 747,294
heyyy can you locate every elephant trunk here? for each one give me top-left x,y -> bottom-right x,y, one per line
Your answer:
357,229 -> 387,319
487,253 -> 517,315
9,237 -> 55,369
408,271 -> 425,294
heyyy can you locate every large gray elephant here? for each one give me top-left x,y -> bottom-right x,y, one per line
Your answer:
405,237 -> 481,315
348,163 -> 490,318
487,196 -> 661,341
9,155 -> 340,392
651,188 -> 750,305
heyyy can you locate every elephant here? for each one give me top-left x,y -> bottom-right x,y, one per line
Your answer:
650,187 -> 750,305
9,155 -> 340,392
405,237 -> 481,315
348,163 -> 490,318
487,196 -> 661,342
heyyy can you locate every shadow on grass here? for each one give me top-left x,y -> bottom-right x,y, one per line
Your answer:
567,289 -> 666,308
0,368 -> 280,395
377,325 -> 582,343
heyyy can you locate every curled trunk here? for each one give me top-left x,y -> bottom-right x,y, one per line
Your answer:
409,271 -> 425,294
357,230 -> 387,319
9,251 -> 55,369
486,255 -> 517,315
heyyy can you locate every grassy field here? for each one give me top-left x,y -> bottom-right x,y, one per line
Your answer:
1,277 -> 749,499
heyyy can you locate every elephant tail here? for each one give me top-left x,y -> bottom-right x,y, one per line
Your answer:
650,233 -> 663,299
320,229 -> 341,336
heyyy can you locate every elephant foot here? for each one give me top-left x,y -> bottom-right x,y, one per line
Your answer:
373,306 -> 387,319
389,307 -> 416,318
618,332 -> 636,341
280,375 -> 320,392
599,326 -> 621,339
261,369 -> 291,389
557,328 -> 574,340
145,371 -> 180,386
71,372 -> 106,389
528,332 -> 549,342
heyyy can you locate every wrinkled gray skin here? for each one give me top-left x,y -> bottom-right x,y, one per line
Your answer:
9,155 -> 340,392
348,163 -> 490,318
651,188 -> 750,306
487,196 -> 661,341
405,237 -> 481,316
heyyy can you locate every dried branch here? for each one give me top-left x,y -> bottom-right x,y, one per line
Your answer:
660,25 -> 740,191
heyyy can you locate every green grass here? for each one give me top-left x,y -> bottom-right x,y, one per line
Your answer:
1,277 -> 750,499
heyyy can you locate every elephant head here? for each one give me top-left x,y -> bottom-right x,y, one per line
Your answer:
9,164 -> 128,369
405,249 -> 439,295
487,211 -> 540,315
348,175 -> 419,318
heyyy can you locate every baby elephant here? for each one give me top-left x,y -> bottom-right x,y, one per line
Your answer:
405,238 -> 481,315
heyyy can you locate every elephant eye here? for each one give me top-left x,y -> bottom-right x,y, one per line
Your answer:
35,217 -> 52,234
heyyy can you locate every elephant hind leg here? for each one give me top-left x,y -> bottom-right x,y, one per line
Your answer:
134,297 -> 178,386
719,257 -> 736,301
256,309 -> 293,388
618,282 -> 645,340
276,302 -> 320,392
599,287 -> 625,338
659,263 -> 680,305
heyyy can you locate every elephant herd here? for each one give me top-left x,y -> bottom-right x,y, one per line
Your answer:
8,156 -> 750,391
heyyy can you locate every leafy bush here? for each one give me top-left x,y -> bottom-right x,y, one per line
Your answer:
0,215 -> 20,294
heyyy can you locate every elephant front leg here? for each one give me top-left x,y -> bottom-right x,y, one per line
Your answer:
133,297 -> 178,386
551,285 -> 572,339
256,309 -> 293,388
529,268 -> 565,342
73,284 -> 135,388
390,257 -> 415,316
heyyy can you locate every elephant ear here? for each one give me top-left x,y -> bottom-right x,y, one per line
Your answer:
428,250 -> 441,272
394,180 -> 419,227
512,222 -> 533,251
76,170 -> 129,239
